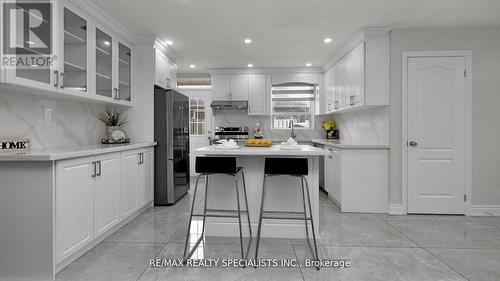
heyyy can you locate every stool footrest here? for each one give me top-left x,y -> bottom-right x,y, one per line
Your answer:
261,211 -> 311,220
192,209 -> 248,219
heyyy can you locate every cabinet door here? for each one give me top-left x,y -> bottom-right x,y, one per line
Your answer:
167,61 -> 177,89
121,150 -> 140,217
352,42 -> 365,105
230,74 -> 249,100
59,4 -> 90,96
95,27 -> 114,99
4,0 -> 59,91
248,74 -> 267,115
324,68 -> 335,112
94,153 -> 121,237
155,49 -> 167,88
55,156 -> 94,263
117,42 -> 132,102
140,149 -> 154,206
330,148 -> 342,203
212,74 -> 231,100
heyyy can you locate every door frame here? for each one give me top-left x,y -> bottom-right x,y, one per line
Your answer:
401,50 -> 472,215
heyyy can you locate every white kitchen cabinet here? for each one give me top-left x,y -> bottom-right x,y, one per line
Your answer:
0,0 -> 134,107
322,146 -> 389,213
212,74 -> 249,100
324,29 -> 389,114
167,60 -> 178,89
59,3 -> 92,97
248,74 -> 268,115
55,156 -> 95,263
324,68 -> 335,112
155,48 -> 168,88
121,149 -> 141,217
140,148 -> 154,205
324,147 -> 342,205
94,153 -> 121,237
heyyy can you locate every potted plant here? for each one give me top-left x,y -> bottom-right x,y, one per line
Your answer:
322,119 -> 339,139
97,107 -> 128,141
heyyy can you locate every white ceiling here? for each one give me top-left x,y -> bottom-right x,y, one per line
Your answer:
91,0 -> 500,75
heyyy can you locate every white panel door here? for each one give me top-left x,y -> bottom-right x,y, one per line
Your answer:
94,153 -> 121,237
121,150 -> 140,217
140,149 -> 154,206
55,156 -> 94,263
407,56 -> 466,214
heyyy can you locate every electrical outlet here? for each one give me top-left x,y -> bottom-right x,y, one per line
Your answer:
43,107 -> 52,122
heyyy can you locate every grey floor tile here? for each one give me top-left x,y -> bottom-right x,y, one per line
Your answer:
292,220 -> 417,247
294,245 -> 467,281
139,243 -> 303,281
427,248 -> 500,281
56,242 -> 165,281
105,215 -> 187,243
388,221 -> 500,248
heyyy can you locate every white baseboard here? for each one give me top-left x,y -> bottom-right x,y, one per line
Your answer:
388,204 -> 405,215
469,205 -> 500,216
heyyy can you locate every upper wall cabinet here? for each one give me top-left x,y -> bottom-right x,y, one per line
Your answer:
248,74 -> 269,115
324,29 -> 390,114
0,0 -> 134,107
212,74 -> 249,101
154,47 -> 177,90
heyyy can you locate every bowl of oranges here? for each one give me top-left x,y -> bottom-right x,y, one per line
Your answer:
245,139 -> 273,147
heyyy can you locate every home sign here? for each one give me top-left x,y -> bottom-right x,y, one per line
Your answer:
0,137 -> 31,153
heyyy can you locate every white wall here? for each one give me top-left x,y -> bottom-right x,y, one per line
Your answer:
334,106 -> 389,144
390,26 -> 500,206
0,90 -> 105,149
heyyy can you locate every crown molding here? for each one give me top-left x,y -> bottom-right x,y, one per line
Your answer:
322,27 -> 392,71
207,67 -> 324,75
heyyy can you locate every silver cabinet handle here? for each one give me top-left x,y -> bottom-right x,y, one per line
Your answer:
116,89 -> 120,100
409,141 -> 418,147
350,95 -> 355,105
137,153 -> 141,165
60,72 -> 64,88
96,161 -> 101,176
54,70 -> 59,88
91,161 -> 96,177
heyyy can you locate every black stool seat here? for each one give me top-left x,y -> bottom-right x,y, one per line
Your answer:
195,157 -> 237,174
264,158 -> 308,176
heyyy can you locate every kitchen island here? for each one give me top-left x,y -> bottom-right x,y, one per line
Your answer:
192,144 -> 328,238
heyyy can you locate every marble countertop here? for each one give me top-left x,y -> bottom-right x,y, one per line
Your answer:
194,144 -> 328,156
311,139 -> 390,149
0,142 -> 157,161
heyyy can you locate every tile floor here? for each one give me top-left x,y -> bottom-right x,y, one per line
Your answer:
56,180 -> 500,281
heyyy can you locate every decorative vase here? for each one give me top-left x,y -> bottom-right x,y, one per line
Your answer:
326,129 -> 339,139
107,126 -> 119,140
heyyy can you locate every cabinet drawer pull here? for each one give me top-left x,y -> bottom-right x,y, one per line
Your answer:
60,72 -> 64,88
91,161 -> 96,177
96,161 -> 101,176
54,70 -> 59,88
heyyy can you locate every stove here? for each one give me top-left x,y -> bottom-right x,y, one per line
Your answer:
213,127 -> 249,142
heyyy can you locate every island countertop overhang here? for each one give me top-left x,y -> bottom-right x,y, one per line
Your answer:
193,145 -> 329,156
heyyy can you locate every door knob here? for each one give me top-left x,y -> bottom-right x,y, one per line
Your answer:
409,141 -> 418,147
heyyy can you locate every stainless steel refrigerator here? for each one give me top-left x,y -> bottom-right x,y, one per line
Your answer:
154,87 -> 190,205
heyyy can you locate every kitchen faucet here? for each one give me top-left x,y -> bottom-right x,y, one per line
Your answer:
289,120 -> 296,139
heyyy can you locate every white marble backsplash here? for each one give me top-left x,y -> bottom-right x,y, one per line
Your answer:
334,106 -> 390,144
213,106 -> 389,144
0,90 -> 106,149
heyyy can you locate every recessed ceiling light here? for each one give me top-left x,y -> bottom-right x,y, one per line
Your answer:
244,38 -> 252,44
165,40 -> 173,46
247,63 -> 253,68
189,64 -> 196,68
26,41 -> 35,45
324,38 -> 332,44
104,41 -> 111,46
306,63 -> 312,67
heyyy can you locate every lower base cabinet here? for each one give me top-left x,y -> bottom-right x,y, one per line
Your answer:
55,147 -> 154,265
324,147 -> 389,213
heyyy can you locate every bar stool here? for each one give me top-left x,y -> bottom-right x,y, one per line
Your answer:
183,156 -> 252,261
254,158 -> 319,268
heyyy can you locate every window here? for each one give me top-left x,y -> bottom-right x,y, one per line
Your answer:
271,83 -> 316,129
189,98 -> 207,135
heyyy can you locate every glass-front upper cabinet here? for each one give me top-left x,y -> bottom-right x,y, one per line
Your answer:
60,7 -> 89,94
3,0 -> 59,91
95,28 -> 113,99
118,43 -> 132,102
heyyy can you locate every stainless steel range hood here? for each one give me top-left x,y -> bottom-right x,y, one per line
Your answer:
210,100 -> 248,110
